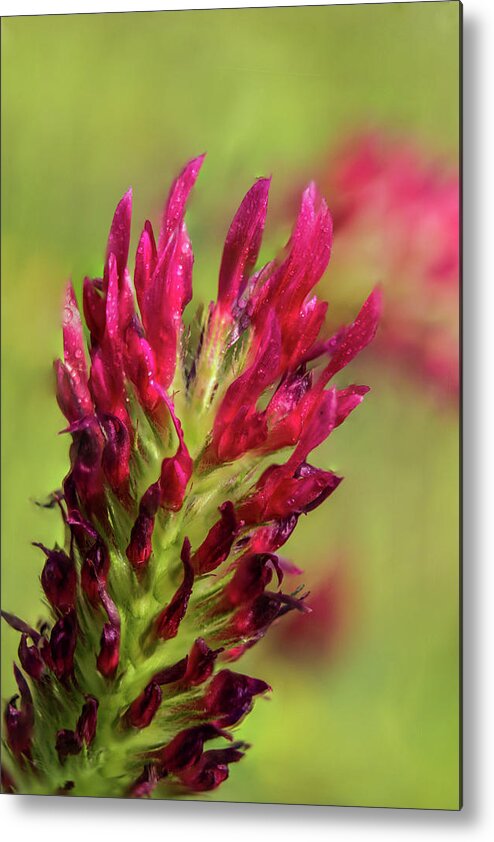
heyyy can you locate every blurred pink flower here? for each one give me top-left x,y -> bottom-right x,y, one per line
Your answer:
313,132 -> 460,401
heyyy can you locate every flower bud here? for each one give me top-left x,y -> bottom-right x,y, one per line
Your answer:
36,544 -> 76,613
18,634 -> 45,681
81,537 -> 110,604
224,553 -> 281,608
178,745 -> 247,792
160,725 -> 228,774
183,638 -> 220,686
192,502 -> 238,574
205,670 -> 270,727
76,696 -> 99,746
101,414 -> 131,496
127,682 -> 162,729
56,729 -> 82,761
4,665 -> 34,758
48,611 -> 77,680
232,590 -> 308,639
155,538 -> 193,640
67,421 -> 105,515
97,623 -> 120,679
126,482 -> 161,572
158,403 -> 192,511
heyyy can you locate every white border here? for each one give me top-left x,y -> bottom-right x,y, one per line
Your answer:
2,1 -> 494,840
0,0 -> 457,18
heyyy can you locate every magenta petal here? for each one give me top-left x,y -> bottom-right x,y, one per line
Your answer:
205,669 -> 270,727
4,665 -> 34,758
184,638 -> 220,686
251,183 -> 333,347
158,154 -> 205,252
97,623 -> 120,679
177,745 -> 246,792
160,724 -> 227,774
76,696 -> 99,746
105,188 -> 132,281
155,538 -> 194,640
55,286 -> 92,423
321,287 -> 382,384
49,611 -> 77,680
289,388 -> 337,465
18,634 -> 45,680
36,544 -> 77,613
81,536 -> 110,605
217,177 -> 271,315
127,682 -> 162,729
1,611 -> 41,643
54,359 -> 93,425
210,312 -> 281,462
82,276 -> 106,344
335,384 -> 370,426
126,482 -> 161,573
159,400 -> 193,511
225,553 -> 279,608
63,282 -> 89,385
104,253 -> 121,349
124,320 -> 161,412
192,501 -> 238,575
101,414 -> 131,497
134,222 -> 157,326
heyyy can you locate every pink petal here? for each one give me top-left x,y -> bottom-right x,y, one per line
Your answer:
155,538 -> 194,640
217,177 -> 271,316
158,154 -> 205,253
321,287 -> 382,384
105,188 -> 132,281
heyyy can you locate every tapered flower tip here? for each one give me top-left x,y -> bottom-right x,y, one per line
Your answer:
62,282 -> 87,372
105,188 -> 132,277
159,154 -> 206,250
323,286 -> 382,383
218,176 -> 271,313
291,180 -> 333,271
1,611 -> 41,642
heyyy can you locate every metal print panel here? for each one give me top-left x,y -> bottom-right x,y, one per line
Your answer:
1,1 -> 461,809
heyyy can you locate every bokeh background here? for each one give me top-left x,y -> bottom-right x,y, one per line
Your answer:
1,3 -> 460,809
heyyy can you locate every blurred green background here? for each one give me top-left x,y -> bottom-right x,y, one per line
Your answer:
1,3 -> 460,809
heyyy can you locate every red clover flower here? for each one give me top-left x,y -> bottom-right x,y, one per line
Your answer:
2,155 -> 380,798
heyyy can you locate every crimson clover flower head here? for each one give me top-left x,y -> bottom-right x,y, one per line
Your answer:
1,155 -> 380,798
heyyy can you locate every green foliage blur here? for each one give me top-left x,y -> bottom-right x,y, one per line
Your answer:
1,3 -> 460,809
